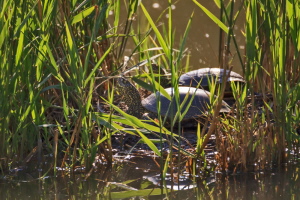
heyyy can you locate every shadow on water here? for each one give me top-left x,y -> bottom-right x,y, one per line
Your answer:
1,155 -> 300,199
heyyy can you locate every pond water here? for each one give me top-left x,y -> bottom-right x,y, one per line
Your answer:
1,156 -> 300,199
122,1 -> 245,74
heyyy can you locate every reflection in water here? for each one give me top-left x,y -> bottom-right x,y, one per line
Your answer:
1,158 -> 300,199
152,3 -> 160,9
143,173 -> 198,191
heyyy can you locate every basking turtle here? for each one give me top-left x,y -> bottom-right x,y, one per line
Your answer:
117,77 -> 230,122
179,68 -> 245,97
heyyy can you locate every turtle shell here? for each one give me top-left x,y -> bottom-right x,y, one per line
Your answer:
179,68 -> 245,89
141,87 -> 230,120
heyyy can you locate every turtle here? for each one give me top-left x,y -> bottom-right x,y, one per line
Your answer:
179,68 -> 245,97
117,77 -> 230,123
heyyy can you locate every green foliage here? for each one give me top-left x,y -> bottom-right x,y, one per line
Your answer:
192,0 -> 300,169
0,0 -> 299,177
0,0 -> 116,171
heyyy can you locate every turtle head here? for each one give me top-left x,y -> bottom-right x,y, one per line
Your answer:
117,77 -> 133,87
117,77 -> 140,99
117,77 -> 144,118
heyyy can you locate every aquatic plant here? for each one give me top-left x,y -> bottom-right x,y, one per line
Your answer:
0,0 -> 299,185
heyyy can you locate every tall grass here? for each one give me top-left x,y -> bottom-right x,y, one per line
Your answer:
0,0 -> 299,181
242,0 -> 300,167
194,0 -> 300,170
0,0 -> 123,172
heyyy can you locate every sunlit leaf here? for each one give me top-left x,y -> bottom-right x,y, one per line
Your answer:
71,6 -> 95,25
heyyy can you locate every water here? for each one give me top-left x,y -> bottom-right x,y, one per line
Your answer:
122,1 -> 245,74
1,157 -> 300,199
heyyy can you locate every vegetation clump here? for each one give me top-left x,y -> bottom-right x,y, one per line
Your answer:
0,0 -> 299,178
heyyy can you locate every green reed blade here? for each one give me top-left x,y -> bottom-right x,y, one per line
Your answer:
140,3 -> 169,57
71,6 -> 96,25
193,0 -> 228,34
